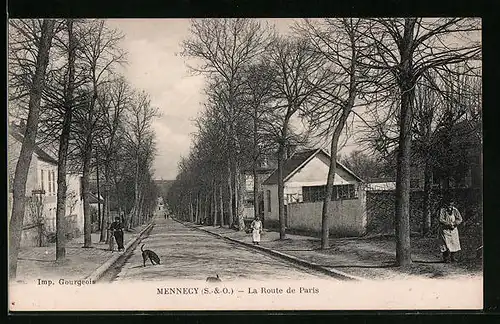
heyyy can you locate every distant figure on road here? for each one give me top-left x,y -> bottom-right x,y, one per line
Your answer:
251,216 -> 263,245
438,200 -> 463,263
109,216 -> 125,252
164,212 -> 167,219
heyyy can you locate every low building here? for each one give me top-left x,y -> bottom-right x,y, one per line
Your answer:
262,148 -> 366,236
8,122 -> 84,246
242,164 -> 276,221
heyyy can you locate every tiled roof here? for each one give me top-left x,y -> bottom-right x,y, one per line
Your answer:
262,148 -> 364,185
262,149 -> 318,185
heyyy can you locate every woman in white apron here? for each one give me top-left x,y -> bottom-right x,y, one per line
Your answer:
251,216 -> 263,245
438,200 -> 463,263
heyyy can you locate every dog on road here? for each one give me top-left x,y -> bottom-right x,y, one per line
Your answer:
141,244 -> 161,267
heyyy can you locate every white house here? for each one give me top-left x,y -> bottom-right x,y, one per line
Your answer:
262,148 -> 367,236
8,123 -> 84,246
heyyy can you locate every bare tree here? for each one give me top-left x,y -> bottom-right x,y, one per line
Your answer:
182,18 -> 273,230
94,77 -> 131,241
296,18 -> 368,249
240,61 -> 277,220
123,91 -> 159,230
8,19 -> 57,279
265,36 -> 329,239
54,19 -> 78,260
359,18 -> 481,266
73,20 -> 125,247
340,150 -> 393,181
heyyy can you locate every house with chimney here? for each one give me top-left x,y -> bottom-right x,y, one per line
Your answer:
8,121 -> 84,247
261,148 -> 367,236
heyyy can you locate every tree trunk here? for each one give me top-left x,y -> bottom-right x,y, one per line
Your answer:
204,192 -> 209,223
277,142 -> 286,239
235,163 -> 245,231
395,89 -> 413,266
104,179 -> 110,242
195,193 -> 199,223
102,188 -> 109,242
422,160 -> 432,236
82,136 -> 93,248
127,153 -> 140,230
55,19 -> 76,261
219,181 -> 224,227
321,27 -> 358,249
101,167 -> 110,235
321,130 -> 345,249
9,19 -> 55,280
212,183 -> 217,226
394,18 -> 416,267
99,170 -> 108,242
96,151 -> 101,231
227,162 -> 234,228
233,166 -> 239,227
252,105 -> 260,220
253,163 -> 259,220
188,192 -> 193,222
138,190 -> 145,225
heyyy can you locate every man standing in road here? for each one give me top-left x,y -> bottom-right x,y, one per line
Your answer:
439,200 -> 463,263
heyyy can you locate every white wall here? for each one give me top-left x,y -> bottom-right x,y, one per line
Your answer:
264,154 -> 360,222
288,186 -> 367,236
37,159 -> 58,231
7,134 -> 38,197
8,133 -> 86,243
263,184 -> 278,222
67,174 -> 84,233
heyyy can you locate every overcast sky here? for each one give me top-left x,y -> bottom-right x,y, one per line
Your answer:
106,19 -> 299,180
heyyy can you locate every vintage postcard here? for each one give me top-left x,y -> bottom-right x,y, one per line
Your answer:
8,18 -> 482,311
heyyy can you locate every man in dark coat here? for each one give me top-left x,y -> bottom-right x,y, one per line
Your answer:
109,216 -> 125,252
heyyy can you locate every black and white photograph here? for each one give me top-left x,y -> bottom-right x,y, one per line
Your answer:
7,18 -> 483,311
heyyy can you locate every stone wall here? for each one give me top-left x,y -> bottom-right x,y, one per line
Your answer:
366,188 -> 482,235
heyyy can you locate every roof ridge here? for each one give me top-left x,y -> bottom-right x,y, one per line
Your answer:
283,148 -> 320,182
9,126 -> 58,165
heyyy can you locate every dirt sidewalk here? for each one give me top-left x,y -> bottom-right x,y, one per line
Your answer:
196,224 -> 482,280
14,225 -> 148,284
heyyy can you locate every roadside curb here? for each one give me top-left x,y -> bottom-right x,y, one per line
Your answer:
174,219 -> 365,282
85,222 -> 155,283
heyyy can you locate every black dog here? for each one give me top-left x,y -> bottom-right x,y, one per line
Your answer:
141,244 -> 160,267
206,274 -> 221,282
